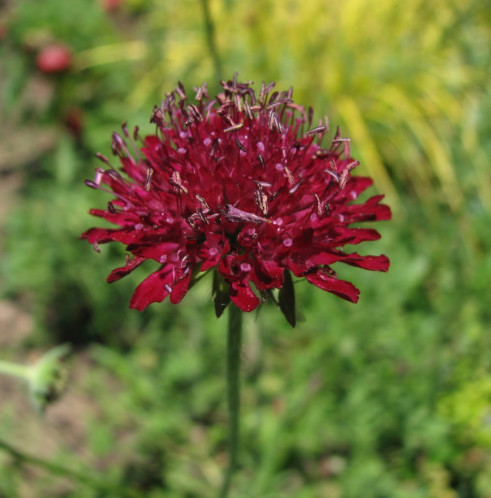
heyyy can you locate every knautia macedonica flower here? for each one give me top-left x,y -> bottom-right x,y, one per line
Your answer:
82,76 -> 390,325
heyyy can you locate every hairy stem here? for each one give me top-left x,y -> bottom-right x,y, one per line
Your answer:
200,0 -> 223,81
219,303 -> 242,498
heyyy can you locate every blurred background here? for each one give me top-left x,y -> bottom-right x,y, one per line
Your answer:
0,0 -> 490,496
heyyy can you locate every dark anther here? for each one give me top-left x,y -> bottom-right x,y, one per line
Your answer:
257,154 -> 265,168
95,153 -> 111,166
308,107 -> 314,127
211,138 -> 220,155
106,169 -> 123,181
107,202 -> 116,213
85,180 -> 98,189
235,138 -> 246,152
111,133 -> 126,155
122,122 -> 129,138
333,126 -> 341,141
268,91 -> 279,105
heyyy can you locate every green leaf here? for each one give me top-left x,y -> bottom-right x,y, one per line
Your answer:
278,270 -> 296,327
212,271 -> 231,318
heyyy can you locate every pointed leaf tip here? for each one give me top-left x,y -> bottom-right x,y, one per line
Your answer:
279,270 -> 296,327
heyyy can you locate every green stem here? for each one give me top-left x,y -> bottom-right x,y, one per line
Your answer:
0,360 -> 30,380
200,0 -> 223,81
0,439 -> 140,497
219,304 -> 242,498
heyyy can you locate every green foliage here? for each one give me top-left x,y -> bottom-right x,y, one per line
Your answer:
1,0 -> 490,496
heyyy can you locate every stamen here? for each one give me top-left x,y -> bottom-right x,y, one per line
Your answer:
244,101 -> 253,120
150,106 -> 166,128
145,167 -> 154,191
197,209 -> 209,224
169,171 -> 189,194
187,104 -> 203,122
314,194 -> 322,215
194,82 -> 208,101
94,168 -> 105,185
224,123 -> 244,133
121,123 -> 142,160
234,94 -> 243,113
235,138 -> 246,152
106,169 -> 124,181
111,133 -> 126,156
85,180 -> 99,189
314,150 -> 330,159
268,91 -> 279,105
284,166 -> 294,185
122,122 -> 130,138
270,112 -> 283,132
257,154 -> 266,168
307,125 -> 327,136
325,169 -> 340,182
339,160 -> 359,189
195,194 -> 210,212
95,154 -> 111,169
254,182 -> 268,216
308,107 -> 314,127
176,82 -> 187,100
289,179 -> 303,194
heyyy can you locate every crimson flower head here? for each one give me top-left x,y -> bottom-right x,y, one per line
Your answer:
82,76 -> 390,325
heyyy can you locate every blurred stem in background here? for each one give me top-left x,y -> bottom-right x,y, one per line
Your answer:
200,0 -> 223,81
0,439 -> 140,498
220,304 -> 242,498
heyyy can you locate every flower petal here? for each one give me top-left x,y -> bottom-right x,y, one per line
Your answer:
230,279 -> 261,312
170,271 -> 192,304
107,256 -> 146,283
306,270 -> 360,303
129,265 -> 174,311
